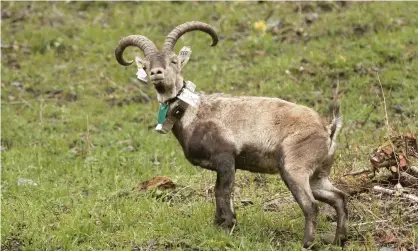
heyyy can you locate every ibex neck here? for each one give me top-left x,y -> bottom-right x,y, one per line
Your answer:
171,94 -> 202,150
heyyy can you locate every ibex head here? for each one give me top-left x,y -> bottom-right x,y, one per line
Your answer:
115,21 -> 218,103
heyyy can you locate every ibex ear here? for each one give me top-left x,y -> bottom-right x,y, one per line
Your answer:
135,56 -> 147,69
135,56 -> 147,83
178,46 -> 192,68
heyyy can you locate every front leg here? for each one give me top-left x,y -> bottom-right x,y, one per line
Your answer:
213,153 -> 236,229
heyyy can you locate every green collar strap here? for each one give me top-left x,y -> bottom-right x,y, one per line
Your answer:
155,101 -> 187,134
157,103 -> 169,124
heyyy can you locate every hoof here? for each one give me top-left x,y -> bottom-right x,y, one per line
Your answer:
333,236 -> 347,247
214,216 -> 236,230
302,241 -> 315,249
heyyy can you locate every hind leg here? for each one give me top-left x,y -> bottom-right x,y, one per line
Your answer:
281,169 -> 319,248
310,177 -> 348,246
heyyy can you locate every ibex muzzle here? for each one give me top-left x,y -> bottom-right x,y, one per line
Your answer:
150,65 -> 165,92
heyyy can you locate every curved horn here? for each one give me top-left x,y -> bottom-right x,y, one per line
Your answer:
115,35 -> 157,66
162,21 -> 218,52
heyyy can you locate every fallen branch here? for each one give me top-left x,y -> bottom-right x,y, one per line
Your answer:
400,172 -> 418,180
351,220 -> 389,227
408,166 -> 418,176
399,172 -> 418,187
373,185 -> 418,203
344,169 -> 371,177
332,220 -> 389,227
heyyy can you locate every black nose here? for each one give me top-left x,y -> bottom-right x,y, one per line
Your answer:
150,68 -> 164,76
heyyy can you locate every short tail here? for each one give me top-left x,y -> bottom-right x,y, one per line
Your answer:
328,103 -> 343,156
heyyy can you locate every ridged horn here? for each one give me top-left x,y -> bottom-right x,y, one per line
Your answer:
115,35 -> 157,66
162,21 -> 218,52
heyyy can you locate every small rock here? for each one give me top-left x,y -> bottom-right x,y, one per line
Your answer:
379,247 -> 394,251
121,145 -> 135,152
17,178 -> 38,186
295,27 -> 305,36
304,13 -> 319,24
394,183 -> 403,191
266,18 -> 281,30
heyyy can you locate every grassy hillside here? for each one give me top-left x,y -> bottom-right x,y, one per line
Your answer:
1,2 -> 417,250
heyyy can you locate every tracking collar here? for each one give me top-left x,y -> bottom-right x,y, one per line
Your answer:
155,81 -> 199,134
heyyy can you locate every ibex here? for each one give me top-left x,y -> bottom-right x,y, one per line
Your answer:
115,21 -> 348,248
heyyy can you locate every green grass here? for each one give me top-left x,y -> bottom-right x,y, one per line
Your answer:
2,2 -> 417,250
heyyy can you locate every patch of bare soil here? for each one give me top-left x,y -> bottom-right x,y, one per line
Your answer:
136,176 -> 176,191
111,176 -> 198,205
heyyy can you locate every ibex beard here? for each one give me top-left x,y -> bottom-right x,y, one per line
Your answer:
115,21 -> 348,248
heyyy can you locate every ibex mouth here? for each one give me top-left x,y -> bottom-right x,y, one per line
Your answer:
150,75 -> 164,82
152,80 -> 164,86
154,83 -> 165,93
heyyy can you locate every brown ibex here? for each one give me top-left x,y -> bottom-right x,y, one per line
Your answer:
114,21 -> 347,248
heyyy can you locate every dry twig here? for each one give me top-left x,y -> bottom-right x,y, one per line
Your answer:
377,73 -> 401,185
373,185 -> 418,203
343,169 -> 371,177
351,220 -> 389,227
